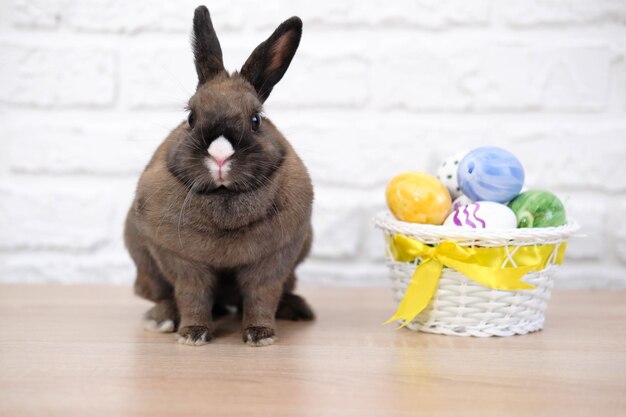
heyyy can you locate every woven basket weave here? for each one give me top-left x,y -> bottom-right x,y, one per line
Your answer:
374,211 -> 579,337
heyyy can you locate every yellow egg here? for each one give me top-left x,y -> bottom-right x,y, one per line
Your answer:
386,172 -> 452,224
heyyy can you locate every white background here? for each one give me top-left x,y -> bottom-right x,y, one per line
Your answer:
1,0 -> 625,287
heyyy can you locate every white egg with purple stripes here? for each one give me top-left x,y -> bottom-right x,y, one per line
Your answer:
443,201 -> 517,230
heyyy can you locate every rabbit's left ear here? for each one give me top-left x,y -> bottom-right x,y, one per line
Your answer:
192,6 -> 225,86
240,17 -> 302,102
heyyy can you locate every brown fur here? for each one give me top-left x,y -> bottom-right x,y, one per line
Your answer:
124,6 -> 313,347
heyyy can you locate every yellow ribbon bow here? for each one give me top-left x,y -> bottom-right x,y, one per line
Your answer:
385,234 -> 567,327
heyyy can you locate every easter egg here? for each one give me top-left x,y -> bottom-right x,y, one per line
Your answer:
457,147 -> 525,203
444,201 -> 517,229
451,194 -> 473,211
386,172 -> 451,224
508,190 -> 567,228
436,150 -> 469,200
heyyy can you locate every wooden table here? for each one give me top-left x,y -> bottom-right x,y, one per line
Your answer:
0,285 -> 625,417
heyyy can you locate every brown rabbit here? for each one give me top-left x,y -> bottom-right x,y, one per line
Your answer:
124,5 -> 314,347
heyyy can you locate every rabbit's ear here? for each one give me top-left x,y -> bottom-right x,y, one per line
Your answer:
240,17 -> 302,102
192,6 -> 224,85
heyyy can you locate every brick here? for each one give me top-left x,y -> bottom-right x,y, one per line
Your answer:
372,45 -> 469,111
0,181 -> 117,251
291,123 -> 422,188
0,130 -> 9,178
0,252 -> 135,284
310,188 -> 365,259
11,0 -> 61,29
373,43 -> 610,111
270,54 -> 369,109
4,120 -> 170,176
248,0 -> 490,30
499,0 -> 626,27
559,195 -> 606,261
60,0 -> 241,33
613,201 -> 626,265
245,1 -> 354,30
298,261 -> 389,286
365,203 -> 391,262
508,127 -> 626,192
555,264 -> 626,289
125,47 -> 196,110
349,0 -> 491,29
0,43 -> 117,108
532,46 -> 610,111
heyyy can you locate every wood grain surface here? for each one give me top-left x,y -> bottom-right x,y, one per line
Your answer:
0,285 -> 624,417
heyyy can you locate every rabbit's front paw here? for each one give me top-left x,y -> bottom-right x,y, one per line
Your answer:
177,325 -> 213,346
243,326 -> 277,347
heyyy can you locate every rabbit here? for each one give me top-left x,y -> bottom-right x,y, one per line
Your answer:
124,5 -> 314,347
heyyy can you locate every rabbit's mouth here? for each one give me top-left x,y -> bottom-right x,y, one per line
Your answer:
204,156 -> 232,187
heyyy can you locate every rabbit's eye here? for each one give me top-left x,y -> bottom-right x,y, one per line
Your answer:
187,111 -> 196,129
251,113 -> 261,132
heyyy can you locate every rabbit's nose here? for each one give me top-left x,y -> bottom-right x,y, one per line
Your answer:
208,136 -> 235,165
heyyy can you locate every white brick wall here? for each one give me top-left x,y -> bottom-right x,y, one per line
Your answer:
1,0 -> 626,288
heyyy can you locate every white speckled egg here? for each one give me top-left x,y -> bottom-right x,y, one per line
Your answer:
436,150 -> 469,200
451,194 -> 473,211
444,201 -> 517,230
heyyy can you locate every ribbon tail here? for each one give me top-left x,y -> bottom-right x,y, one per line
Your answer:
384,259 -> 442,328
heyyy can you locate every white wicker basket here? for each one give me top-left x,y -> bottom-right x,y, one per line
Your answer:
374,211 -> 580,337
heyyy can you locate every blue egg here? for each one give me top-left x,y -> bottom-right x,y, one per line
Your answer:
457,147 -> 525,203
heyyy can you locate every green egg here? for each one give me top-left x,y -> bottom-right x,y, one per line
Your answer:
508,190 -> 567,228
